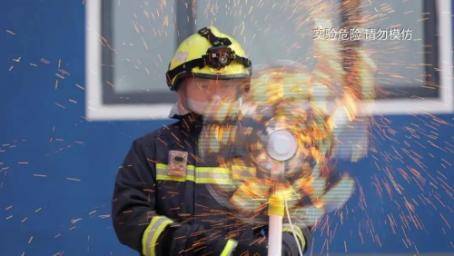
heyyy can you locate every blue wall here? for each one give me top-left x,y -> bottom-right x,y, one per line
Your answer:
1,1 -> 452,255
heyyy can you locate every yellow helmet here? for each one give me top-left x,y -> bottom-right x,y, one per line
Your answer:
166,26 -> 252,90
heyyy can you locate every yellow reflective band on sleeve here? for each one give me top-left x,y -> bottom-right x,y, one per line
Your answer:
141,215 -> 174,256
155,163 -> 254,185
220,239 -> 238,256
283,224 -> 306,250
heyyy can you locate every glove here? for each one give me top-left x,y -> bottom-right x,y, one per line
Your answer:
282,224 -> 311,256
157,222 -> 310,256
232,227 -> 268,256
232,225 -> 310,256
282,232 -> 303,256
157,222 -> 231,256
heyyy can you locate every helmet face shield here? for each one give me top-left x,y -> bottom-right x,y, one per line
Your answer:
183,77 -> 250,101
178,77 -> 250,117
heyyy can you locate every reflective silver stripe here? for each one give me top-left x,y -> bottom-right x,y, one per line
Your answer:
145,217 -> 172,256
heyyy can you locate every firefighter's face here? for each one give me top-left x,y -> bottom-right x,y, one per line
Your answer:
180,77 -> 249,115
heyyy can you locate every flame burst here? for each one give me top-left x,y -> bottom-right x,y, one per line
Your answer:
196,2 -> 373,231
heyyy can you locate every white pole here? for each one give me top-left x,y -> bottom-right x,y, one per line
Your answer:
266,129 -> 296,256
268,213 -> 283,256
267,181 -> 284,256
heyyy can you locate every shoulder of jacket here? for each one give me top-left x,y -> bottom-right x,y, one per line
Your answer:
134,120 -> 183,145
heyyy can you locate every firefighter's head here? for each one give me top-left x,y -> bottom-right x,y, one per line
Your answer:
166,26 -> 251,116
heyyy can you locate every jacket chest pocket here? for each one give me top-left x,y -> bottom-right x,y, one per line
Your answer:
167,150 -> 188,177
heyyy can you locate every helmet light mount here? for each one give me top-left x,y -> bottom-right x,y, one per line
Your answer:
205,46 -> 235,69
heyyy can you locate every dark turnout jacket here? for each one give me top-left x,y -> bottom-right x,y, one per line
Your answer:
112,113 -> 311,256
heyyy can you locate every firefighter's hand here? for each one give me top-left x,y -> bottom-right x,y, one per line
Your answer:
231,225 -> 310,256
282,224 -> 311,255
160,222 -> 232,255
228,226 -> 265,256
232,231 -> 297,256
234,234 -> 304,256
282,231 -> 304,256
233,240 -> 268,255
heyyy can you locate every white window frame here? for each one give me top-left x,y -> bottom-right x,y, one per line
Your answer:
85,0 -> 453,121
85,0 -> 173,121
361,0 -> 453,115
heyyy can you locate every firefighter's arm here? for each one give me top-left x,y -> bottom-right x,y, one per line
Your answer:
112,138 -> 233,256
112,137 -> 171,255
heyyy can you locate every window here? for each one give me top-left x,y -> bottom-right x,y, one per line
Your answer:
86,0 -> 193,120
86,0 -> 452,120
356,0 -> 453,114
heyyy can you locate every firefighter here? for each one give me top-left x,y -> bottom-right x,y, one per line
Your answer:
112,26 -> 311,256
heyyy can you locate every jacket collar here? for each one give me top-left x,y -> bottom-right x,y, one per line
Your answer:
180,112 -> 204,134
